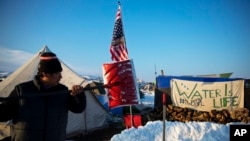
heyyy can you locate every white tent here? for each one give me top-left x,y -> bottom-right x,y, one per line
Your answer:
0,46 -> 109,138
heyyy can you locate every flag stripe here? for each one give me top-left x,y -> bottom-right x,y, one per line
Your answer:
110,45 -> 128,61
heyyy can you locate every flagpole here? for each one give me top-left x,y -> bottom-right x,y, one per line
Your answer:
105,1 -> 140,129
118,1 -> 128,60
118,1 -> 133,128
129,105 -> 133,127
118,0 -> 134,127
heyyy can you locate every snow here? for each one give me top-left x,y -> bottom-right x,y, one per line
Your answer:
110,92 -> 248,141
111,120 -> 236,141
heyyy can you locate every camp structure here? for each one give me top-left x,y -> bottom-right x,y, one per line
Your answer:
0,46 -> 109,138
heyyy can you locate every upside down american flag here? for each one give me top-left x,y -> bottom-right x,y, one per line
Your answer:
110,4 -> 128,62
102,3 -> 140,108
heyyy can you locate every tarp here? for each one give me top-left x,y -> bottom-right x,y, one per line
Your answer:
157,76 -> 244,89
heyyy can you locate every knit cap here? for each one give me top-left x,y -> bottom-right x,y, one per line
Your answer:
38,52 -> 62,73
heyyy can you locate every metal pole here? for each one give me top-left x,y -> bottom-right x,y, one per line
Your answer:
129,105 -> 133,127
163,93 -> 166,141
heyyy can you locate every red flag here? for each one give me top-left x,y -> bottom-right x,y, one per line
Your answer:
102,59 -> 139,108
110,5 -> 129,61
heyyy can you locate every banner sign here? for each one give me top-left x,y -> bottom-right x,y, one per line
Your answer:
102,59 -> 140,108
171,79 -> 244,111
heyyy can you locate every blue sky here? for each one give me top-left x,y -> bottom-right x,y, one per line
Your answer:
0,0 -> 249,82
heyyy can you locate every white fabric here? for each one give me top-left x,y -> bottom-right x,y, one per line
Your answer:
170,79 -> 244,111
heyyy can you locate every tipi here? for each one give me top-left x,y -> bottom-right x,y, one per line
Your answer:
0,46 -> 109,138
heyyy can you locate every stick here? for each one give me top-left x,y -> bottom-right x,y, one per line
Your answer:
0,84 -> 110,102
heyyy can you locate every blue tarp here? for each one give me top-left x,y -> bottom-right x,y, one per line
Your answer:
156,75 -> 244,89
95,95 -> 123,116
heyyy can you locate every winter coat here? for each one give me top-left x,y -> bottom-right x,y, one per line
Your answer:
0,77 -> 86,141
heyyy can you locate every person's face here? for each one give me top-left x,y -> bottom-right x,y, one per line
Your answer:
41,72 -> 62,87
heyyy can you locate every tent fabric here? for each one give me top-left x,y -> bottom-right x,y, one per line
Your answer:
196,72 -> 233,78
0,46 -> 109,138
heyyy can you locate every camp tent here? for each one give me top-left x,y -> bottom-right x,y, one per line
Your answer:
0,46 -> 109,138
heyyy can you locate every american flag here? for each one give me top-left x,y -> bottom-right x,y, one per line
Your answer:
110,5 -> 129,61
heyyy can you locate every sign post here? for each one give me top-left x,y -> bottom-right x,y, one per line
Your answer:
163,92 -> 166,141
161,69 -> 166,141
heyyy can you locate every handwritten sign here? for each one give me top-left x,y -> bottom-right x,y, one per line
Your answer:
170,79 -> 244,111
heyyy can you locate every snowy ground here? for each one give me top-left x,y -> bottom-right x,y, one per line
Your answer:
109,92 -> 250,141
110,120 -> 237,141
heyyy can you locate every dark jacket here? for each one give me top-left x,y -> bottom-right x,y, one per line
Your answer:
0,76 -> 86,141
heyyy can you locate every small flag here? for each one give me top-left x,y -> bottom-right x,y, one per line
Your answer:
110,5 -> 129,61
